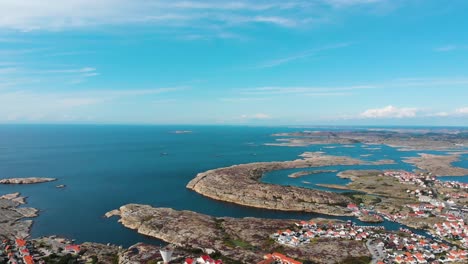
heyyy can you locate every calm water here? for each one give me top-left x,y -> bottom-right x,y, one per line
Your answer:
0,125 -> 466,246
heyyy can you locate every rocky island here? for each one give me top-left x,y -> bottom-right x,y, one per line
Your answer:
187,152 -> 394,216
288,170 -> 338,178
267,129 -> 468,151
403,153 -> 468,176
108,204 -> 371,264
0,177 -> 57,184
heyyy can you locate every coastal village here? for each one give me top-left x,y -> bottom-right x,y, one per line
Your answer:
1,151 -> 468,264
270,170 -> 468,263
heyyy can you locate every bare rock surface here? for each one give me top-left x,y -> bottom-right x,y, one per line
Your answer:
403,153 -> 468,176
0,177 -> 57,184
187,152 -> 394,215
0,194 -> 38,238
110,204 -> 370,264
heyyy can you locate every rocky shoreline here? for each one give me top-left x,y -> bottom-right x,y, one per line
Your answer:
108,204 -> 371,264
288,170 -> 338,178
187,152 -> 394,215
267,130 -> 468,151
0,192 -> 38,239
403,153 -> 468,176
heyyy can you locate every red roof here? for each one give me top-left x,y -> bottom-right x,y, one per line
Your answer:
185,258 -> 194,264
16,239 -> 26,247
201,255 -> 212,261
23,255 -> 34,264
65,245 -> 81,253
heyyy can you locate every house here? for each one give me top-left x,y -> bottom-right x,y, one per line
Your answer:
64,245 -> 81,254
15,239 -> 26,248
22,256 -> 34,264
347,204 -> 359,211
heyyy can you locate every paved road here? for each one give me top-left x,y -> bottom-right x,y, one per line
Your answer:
366,239 -> 385,264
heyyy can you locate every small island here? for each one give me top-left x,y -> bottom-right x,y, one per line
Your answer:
172,130 -> 193,134
288,170 -> 338,178
0,177 -> 57,184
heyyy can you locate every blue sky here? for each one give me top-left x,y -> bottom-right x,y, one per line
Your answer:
0,0 -> 467,126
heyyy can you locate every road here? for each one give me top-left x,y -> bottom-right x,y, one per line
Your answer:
366,239 -> 385,264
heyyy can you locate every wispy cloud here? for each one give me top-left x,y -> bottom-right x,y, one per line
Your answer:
0,0 -> 392,32
40,67 -> 97,74
324,0 -> 385,8
258,43 -> 352,68
0,86 -> 187,122
434,45 -> 468,52
360,105 -> 419,118
241,113 -> 272,120
219,97 -> 271,102
241,85 -> 375,95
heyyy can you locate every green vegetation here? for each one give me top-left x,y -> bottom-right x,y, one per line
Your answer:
224,239 -> 254,250
210,251 -> 244,264
41,253 -> 80,264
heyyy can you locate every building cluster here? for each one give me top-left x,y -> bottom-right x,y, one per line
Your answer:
383,171 -> 435,188
273,220 -> 384,247
347,203 -> 384,222
433,216 -> 468,248
381,232 -> 468,263
438,180 -> 468,190
1,239 -> 36,264
183,255 -> 223,264
272,219 -> 468,263
257,252 -> 301,264
0,237 -> 83,264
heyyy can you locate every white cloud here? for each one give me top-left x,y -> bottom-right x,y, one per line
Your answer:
325,0 -> 384,7
241,113 -> 272,120
41,67 -> 96,74
241,85 -> 375,95
360,105 -> 418,118
431,112 -> 450,117
434,45 -> 468,52
258,43 -> 352,68
0,0 -> 390,31
456,107 -> 468,115
0,86 -> 186,122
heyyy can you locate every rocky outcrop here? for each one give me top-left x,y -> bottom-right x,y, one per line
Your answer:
403,154 -> 468,176
0,177 -> 57,184
109,204 -> 371,264
288,170 -> 338,178
0,193 -> 38,238
187,152 -> 395,215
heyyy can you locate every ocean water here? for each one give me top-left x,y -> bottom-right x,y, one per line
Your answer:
0,125 -> 465,247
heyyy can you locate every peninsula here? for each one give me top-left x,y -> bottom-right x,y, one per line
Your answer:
108,204 -> 371,264
0,193 -> 38,238
187,152 -> 394,215
288,170 -> 338,178
403,153 -> 468,176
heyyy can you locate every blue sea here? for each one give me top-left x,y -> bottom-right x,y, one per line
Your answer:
0,125 -> 466,247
